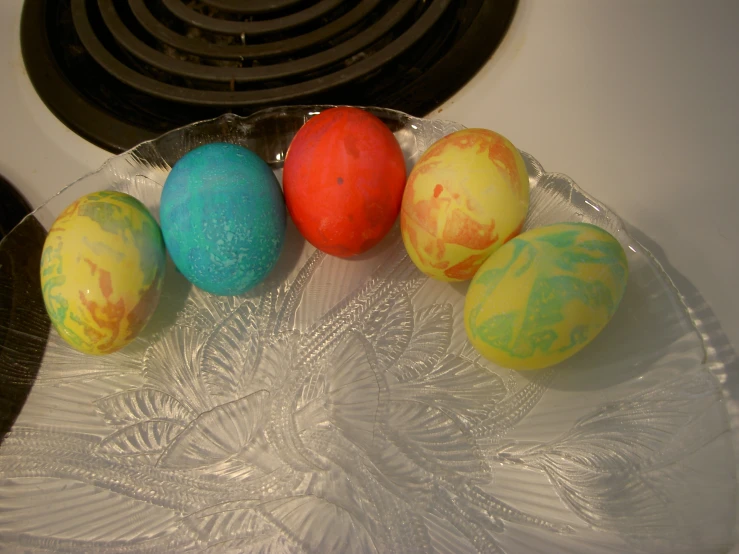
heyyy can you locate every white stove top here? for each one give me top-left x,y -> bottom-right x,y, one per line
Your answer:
2,1 -> 738,357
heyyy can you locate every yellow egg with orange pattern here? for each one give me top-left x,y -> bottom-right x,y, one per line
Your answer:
39,191 -> 166,355
400,128 -> 530,281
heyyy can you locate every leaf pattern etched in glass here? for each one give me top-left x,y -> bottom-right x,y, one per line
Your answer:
0,108 -> 735,553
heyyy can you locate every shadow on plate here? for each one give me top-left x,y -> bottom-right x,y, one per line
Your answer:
0,215 -> 49,446
141,218 -> 308,338
138,255 -> 192,340
627,226 -> 739,407
521,225 -> 739,395
268,218 -> 308,283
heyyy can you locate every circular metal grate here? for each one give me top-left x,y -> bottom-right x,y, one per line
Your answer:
22,0 -> 517,152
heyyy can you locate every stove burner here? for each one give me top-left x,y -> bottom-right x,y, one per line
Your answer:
21,0 -> 517,153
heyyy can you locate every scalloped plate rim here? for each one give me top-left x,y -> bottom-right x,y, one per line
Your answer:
4,107 -> 738,520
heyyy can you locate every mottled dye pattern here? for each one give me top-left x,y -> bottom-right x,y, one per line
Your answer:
39,191 -> 166,355
464,222 -> 628,370
160,143 -> 285,296
283,107 -> 406,257
401,128 -> 530,281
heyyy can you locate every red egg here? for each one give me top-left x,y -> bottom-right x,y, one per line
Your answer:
283,107 -> 407,257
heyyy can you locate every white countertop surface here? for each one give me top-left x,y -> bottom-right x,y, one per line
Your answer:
2,3 -> 737,352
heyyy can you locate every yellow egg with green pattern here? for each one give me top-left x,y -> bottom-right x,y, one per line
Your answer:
39,191 -> 166,355
464,222 -> 628,370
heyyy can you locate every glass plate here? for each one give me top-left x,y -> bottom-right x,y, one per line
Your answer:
0,107 -> 735,554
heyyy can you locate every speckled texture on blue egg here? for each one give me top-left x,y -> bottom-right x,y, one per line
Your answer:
160,143 -> 286,296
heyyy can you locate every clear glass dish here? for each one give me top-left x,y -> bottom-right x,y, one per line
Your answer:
0,107 -> 735,553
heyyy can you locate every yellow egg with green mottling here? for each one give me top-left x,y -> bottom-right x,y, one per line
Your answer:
464,222 -> 628,370
39,191 -> 166,355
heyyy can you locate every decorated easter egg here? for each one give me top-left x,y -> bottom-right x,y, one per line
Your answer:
401,128 -> 530,281
464,222 -> 628,370
283,106 -> 406,257
39,191 -> 166,355
160,142 -> 285,296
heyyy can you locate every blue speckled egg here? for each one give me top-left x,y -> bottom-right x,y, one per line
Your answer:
160,143 -> 286,296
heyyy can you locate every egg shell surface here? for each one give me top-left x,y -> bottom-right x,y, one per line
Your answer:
39,191 -> 166,355
283,107 -> 406,257
464,222 -> 628,370
160,143 -> 286,296
401,128 -> 530,281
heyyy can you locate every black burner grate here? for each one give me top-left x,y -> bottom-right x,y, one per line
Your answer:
21,0 -> 517,153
